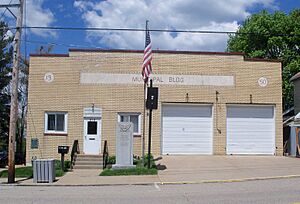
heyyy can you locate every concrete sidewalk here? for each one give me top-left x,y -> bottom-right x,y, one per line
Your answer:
157,156 -> 300,183
1,156 -> 300,186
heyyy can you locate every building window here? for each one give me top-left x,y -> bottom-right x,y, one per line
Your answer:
118,113 -> 141,135
87,121 -> 97,135
45,112 -> 68,134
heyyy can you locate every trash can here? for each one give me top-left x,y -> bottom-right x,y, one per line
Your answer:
32,159 -> 55,183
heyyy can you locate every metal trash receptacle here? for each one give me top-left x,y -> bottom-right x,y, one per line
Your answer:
33,159 -> 55,183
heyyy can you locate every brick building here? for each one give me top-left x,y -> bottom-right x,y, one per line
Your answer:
26,49 -> 283,163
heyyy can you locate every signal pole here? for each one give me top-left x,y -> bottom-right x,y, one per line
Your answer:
6,0 -> 24,183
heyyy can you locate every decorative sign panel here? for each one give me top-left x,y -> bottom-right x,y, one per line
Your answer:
80,72 -> 235,86
258,77 -> 268,87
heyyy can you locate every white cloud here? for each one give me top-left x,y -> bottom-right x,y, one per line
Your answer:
26,0 -> 56,37
0,0 -> 56,37
74,0 -> 277,51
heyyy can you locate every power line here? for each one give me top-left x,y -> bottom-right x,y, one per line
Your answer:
23,39 -> 99,49
0,0 -> 13,21
1,26 -> 300,37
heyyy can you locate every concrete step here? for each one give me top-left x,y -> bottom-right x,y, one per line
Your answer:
75,157 -> 103,162
73,154 -> 104,169
76,154 -> 103,158
75,161 -> 103,165
73,164 -> 103,169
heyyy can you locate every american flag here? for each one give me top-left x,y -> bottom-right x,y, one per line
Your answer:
142,24 -> 153,83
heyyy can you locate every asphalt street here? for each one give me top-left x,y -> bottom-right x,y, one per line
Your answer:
1,177 -> 300,204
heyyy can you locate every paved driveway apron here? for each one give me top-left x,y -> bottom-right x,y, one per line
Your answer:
157,156 -> 300,183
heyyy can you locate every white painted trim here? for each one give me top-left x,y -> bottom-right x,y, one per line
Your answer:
44,112 -> 68,134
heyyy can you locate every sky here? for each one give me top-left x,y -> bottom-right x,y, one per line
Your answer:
0,0 -> 300,56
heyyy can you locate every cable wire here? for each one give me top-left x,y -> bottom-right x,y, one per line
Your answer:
1,25 -> 300,37
0,0 -> 13,21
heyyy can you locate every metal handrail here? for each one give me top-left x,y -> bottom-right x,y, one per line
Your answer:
103,140 -> 109,169
70,140 -> 79,169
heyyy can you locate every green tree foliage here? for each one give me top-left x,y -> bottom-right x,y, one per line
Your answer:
227,9 -> 300,110
0,21 -> 13,151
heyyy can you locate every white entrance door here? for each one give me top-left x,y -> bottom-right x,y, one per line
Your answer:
83,119 -> 101,154
226,105 -> 275,155
162,104 -> 213,155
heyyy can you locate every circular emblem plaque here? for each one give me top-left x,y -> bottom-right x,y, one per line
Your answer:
44,72 -> 54,83
258,77 -> 268,87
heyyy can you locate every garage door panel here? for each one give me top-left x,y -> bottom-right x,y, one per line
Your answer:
163,137 -> 212,142
162,105 -> 213,155
228,119 -> 274,128
163,132 -> 213,140
228,146 -> 274,154
163,125 -> 213,131
227,106 -> 274,118
164,145 -> 212,153
163,105 -> 212,118
227,130 -> 275,135
164,132 -> 212,137
163,117 -> 211,123
163,124 -> 212,130
227,106 -> 275,155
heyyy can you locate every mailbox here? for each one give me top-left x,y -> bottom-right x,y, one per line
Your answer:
58,146 -> 69,154
58,146 -> 69,171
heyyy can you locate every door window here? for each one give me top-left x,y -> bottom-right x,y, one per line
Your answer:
87,121 -> 97,135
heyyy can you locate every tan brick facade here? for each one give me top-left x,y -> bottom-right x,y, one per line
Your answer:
26,50 -> 283,163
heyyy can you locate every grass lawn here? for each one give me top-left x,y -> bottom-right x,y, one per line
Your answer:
0,166 -> 33,178
100,167 -> 157,176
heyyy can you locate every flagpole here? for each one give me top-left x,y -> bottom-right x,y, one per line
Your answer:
142,82 -> 146,165
142,20 -> 149,165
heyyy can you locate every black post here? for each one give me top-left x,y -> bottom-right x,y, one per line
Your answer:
147,79 -> 153,169
148,109 -> 152,169
61,153 -> 65,171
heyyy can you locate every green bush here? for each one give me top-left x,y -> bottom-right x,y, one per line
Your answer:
104,154 -> 157,170
55,169 -> 65,177
64,160 -> 71,169
107,155 -> 116,164
54,160 -> 70,171
140,154 -> 156,169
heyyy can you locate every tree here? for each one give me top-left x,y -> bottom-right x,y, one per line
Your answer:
0,21 -> 13,151
16,58 -> 28,159
227,9 -> 300,110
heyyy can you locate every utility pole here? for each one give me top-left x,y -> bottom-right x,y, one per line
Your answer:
7,0 -> 23,184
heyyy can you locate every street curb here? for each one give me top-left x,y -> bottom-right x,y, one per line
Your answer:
160,174 -> 300,185
1,174 -> 300,187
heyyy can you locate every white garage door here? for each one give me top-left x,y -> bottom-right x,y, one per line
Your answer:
226,106 -> 275,155
162,104 -> 213,154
